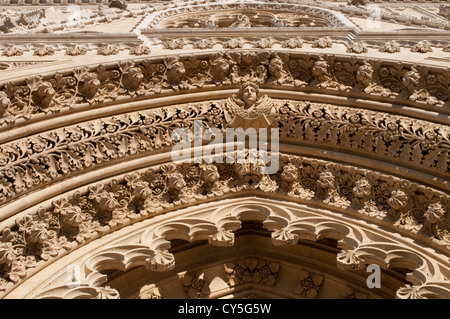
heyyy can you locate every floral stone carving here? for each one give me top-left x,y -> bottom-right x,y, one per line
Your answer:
294,269 -> 324,299
224,258 -> 279,287
181,272 -> 209,299
0,51 -> 448,130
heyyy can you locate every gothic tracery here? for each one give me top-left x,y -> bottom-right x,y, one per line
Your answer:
0,0 -> 449,300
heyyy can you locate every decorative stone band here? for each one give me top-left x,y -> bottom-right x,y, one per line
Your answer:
0,151 -> 448,296
29,199 -> 450,299
137,0 -> 450,31
0,98 -> 447,207
0,51 -> 449,130
143,2 -> 356,30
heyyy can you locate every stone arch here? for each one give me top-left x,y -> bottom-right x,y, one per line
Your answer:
12,197 -> 448,299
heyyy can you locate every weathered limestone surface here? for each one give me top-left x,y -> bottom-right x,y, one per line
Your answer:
0,0 -> 449,299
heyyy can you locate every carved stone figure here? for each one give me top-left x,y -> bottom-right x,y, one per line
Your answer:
33,46 -> 55,56
230,14 -> 252,28
0,92 -> 10,117
312,37 -> 333,49
356,60 -> 392,96
165,58 -> 186,86
411,41 -> 433,53
122,67 -> 144,92
209,55 -> 230,83
129,45 -> 151,56
78,73 -> 101,100
2,46 -> 23,57
224,82 -> 275,129
31,82 -> 56,109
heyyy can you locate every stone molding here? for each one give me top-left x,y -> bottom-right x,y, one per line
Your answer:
23,198 -> 450,299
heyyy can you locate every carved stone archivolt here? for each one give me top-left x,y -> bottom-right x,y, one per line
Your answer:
0,150 -> 448,296
0,0 -> 449,301
0,92 -> 447,207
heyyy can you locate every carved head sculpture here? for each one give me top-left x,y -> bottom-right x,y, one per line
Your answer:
0,92 -> 10,117
403,66 -> 421,94
269,55 -> 285,79
166,59 -> 186,85
238,82 -> 260,109
79,73 -> 101,100
312,58 -> 331,82
167,170 -> 186,192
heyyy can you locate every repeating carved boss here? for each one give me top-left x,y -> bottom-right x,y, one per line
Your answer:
0,51 -> 448,128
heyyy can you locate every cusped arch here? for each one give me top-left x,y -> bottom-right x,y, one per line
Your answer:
16,198 -> 450,299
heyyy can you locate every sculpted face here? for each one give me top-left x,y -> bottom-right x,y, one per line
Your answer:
242,85 -> 257,108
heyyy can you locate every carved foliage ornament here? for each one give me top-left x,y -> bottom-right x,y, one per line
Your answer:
0,151 -> 448,294
0,51 -> 448,128
224,258 -> 280,287
0,96 -> 447,206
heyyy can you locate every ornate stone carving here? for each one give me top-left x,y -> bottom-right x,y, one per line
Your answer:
402,66 -> 441,105
252,38 -> 273,49
223,38 -> 244,49
224,82 -> 276,129
411,41 -> 433,54
2,195 -> 449,298
78,69 -> 101,100
0,51 -> 448,129
294,270 -> 324,299
356,60 -> 393,97
162,39 -> 185,50
379,41 -> 401,54
181,272 -> 209,299
280,38 -> 303,49
28,76 -> 56,110
347,42 -> 368,54
192,39 -> 215,50
312,57 -> 351,91
129,45 -> 151,56
224,258 -> 279,287
2,46 -> 23,57
65,45 -> 87,56
0,94 -> 448,208
311,37 -> 333,49
33,46 -> 55,57
120,62 -> 144,93
97,45 -> 119,56
139,284 -> 163,299
0,92 -> 10,118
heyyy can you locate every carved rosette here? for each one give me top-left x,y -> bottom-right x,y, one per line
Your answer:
224,258 -> 279,287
